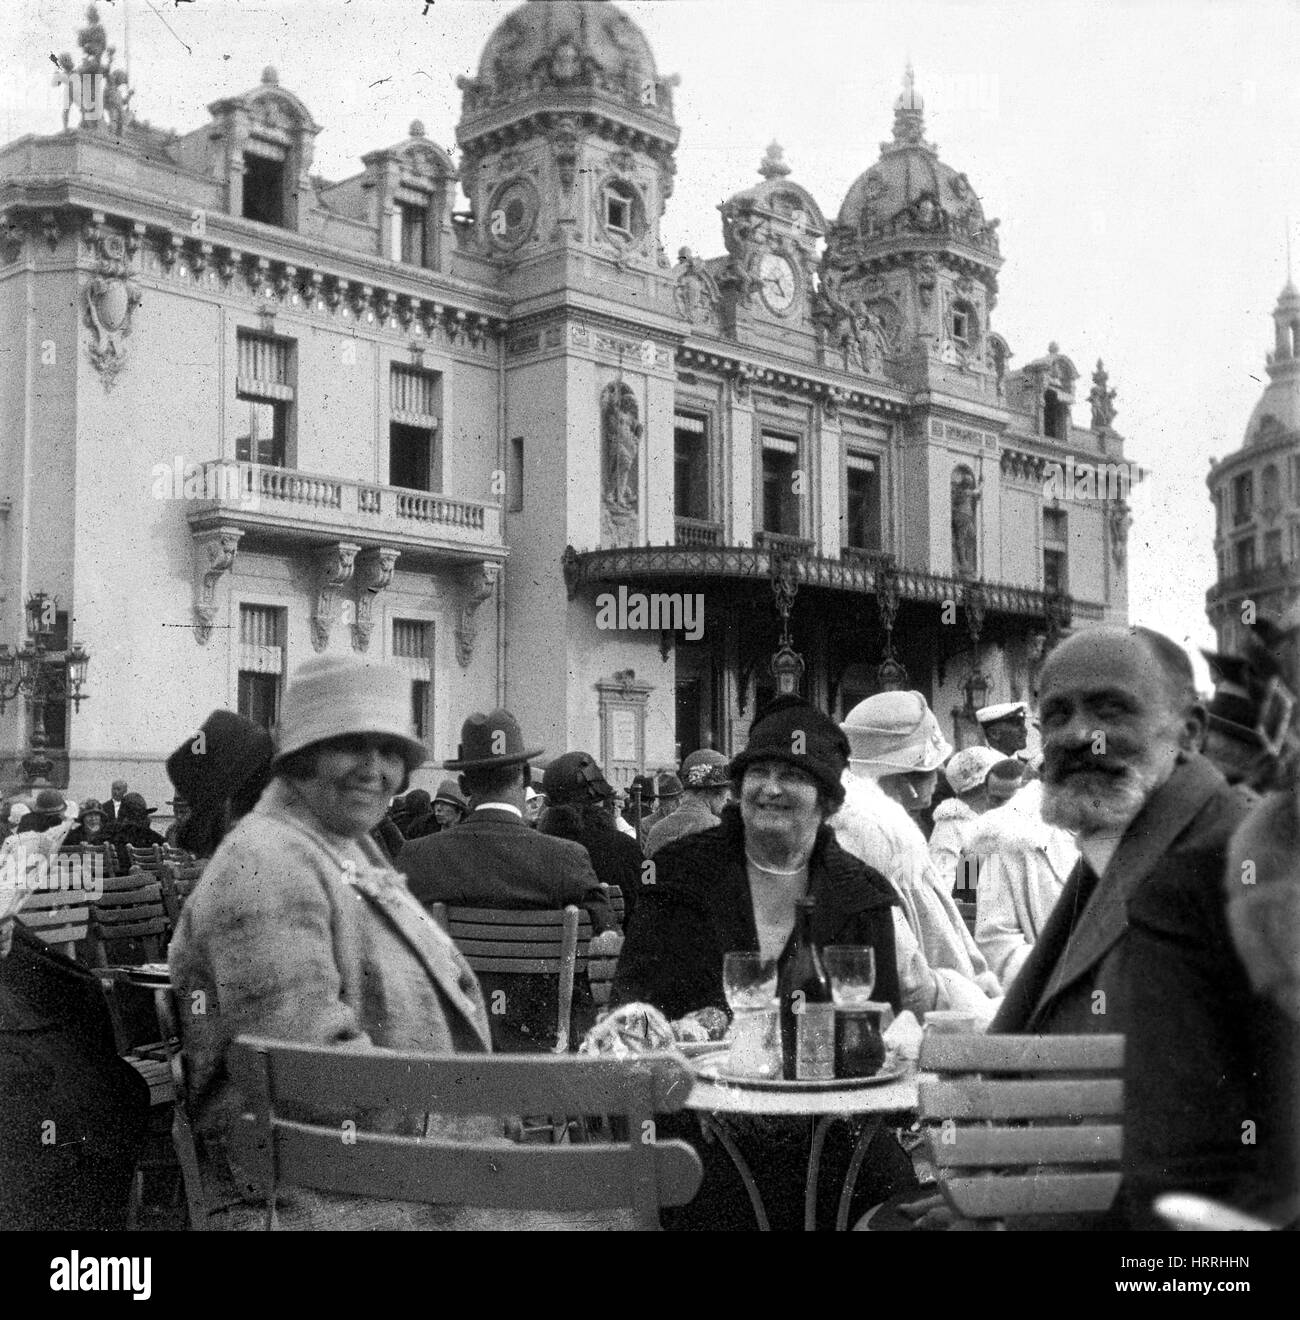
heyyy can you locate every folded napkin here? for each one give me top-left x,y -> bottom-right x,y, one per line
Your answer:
884,1009 -> 923,1061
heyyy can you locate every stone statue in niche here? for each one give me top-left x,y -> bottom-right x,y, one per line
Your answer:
601,381 -> 641,547
1109,502 -> 1132,569
951,465 -> 982,578
673,247 -> 717,324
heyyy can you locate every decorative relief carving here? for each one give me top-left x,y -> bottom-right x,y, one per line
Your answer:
84,230 -> 142,391
312,543 -> 360,651
672,246 -> 719,326
352,547 -> 400,652
1109,502 -> 1132,570
192,527 -> 242,644
455,561 -> 501,667
601,381 -> 641,548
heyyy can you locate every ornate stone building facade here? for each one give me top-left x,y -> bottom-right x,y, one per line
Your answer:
1206,281 -> 1300,650
0,1 -> 1134,798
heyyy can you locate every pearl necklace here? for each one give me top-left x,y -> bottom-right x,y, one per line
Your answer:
745,851 -> 809,877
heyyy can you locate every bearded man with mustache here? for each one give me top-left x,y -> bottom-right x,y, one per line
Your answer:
988,625 -> 1285,1228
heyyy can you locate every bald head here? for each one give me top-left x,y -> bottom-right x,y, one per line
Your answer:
1040,626 -> 1198,719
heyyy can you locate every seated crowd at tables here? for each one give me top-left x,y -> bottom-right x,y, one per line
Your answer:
2,620 -> 1297,1232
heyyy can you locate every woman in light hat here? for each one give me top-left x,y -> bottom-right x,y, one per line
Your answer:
928,746 -> 1004,893
835,691 -> 1003,1025
169,654 -> 500,1231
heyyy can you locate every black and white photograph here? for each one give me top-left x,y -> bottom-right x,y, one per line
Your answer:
0,0 -> 1297,1268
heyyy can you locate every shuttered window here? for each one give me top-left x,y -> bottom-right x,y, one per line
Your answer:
236,332 -> 293,400
393,619 -> 431,662
391,365 -> 440,425
239,604 -> 284,674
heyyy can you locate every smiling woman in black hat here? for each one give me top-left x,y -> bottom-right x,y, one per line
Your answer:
611,695 -> 912,1230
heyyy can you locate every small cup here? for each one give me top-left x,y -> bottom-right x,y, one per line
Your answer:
834,1002 -> 892,1078
924,1010 -> 977,1035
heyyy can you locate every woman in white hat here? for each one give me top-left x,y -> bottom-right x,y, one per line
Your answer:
928,746 -> 1005,893
169,655 -> 499,1231
835,691 -> 1003,1026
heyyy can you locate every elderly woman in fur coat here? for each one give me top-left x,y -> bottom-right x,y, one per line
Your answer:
170,656 -> 507,1231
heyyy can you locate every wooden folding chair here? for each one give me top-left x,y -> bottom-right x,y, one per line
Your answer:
432,904 -> 592,1053
91,870 -> 169,967
16,888 -> 91,959
126,843 -> 165,874
227,1039 -> 704,1230
919,1032 -> 1125,1226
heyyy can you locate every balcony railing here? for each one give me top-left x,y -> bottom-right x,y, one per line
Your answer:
675,516 -> 723,548
840,546 -> 896,572
754,529 -> 814,555
186,460 -> 503,563
1207,558 -> 1300,604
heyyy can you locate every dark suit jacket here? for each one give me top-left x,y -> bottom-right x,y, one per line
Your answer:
100,797 -> 123,825
991,754 -> 1247,1036
397,807 -> 616,934
397,807 -> 616,1052
612,804 -> 901,1020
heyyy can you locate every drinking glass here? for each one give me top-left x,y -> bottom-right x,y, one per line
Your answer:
722,952 -> 779,1077
823,946 -> 876,1007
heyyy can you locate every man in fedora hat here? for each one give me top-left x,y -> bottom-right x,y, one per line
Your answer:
397,710 -> 618,1053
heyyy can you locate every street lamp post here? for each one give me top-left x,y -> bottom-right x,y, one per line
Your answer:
769,547 -> 805,696
0,592 -> 90,787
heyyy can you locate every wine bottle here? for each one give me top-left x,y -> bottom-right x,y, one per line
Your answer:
777,896 -> 835,1080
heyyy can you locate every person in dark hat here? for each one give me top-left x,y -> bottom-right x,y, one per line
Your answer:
402,781 -> 469,840
111,792 -> 166,873
539,751 -> 645,925
645,749 -> 731,857
612,695 -> 911,1230
65,799 -> 111,848
163,795 -> 193,850
622,773 -> 656,839
638,771 -> 683,841
1200,650 -> 1265,794
390,789 -> 432,839
14,788 -> 71,835
166,711 -> 275,860
397,711 -> 619,1053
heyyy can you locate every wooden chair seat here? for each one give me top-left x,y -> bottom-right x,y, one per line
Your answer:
919,1032 -> 1125,1225
228,1039 -> 703,1229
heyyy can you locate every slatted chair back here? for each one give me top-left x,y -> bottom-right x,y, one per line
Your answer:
227,1039 -> 703,1230
126,843 -> 165,873
90,870 -> 169,965
162,844 -> 194,865
602,883 -> 627,926
16,888 -> 92,958
438,905 -> 591,1053
158,861 -> 206,927
919,1032 -> 1125,1224
586,933 -> 624,1012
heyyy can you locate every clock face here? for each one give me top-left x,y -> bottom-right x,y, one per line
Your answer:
487,179 -> 539,250
759,253 -> 798,314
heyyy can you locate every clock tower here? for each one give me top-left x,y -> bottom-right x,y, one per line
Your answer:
456,1 -> 685,769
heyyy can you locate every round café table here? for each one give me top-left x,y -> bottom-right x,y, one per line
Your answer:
682,1053 -> 919,1231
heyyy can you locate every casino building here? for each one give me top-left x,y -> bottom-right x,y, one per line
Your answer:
1205,280 -> 1300,650
0,1 -> 1134,799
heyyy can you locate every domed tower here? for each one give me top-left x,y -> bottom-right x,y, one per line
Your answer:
1206,279 -> 1300,649
820,66 -> 1003,397
455,0 -> 679,293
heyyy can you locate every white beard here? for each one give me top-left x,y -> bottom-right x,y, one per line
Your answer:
1042,744 -> 1179,836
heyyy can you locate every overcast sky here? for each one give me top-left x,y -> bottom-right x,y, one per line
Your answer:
6,0 -> 1299,682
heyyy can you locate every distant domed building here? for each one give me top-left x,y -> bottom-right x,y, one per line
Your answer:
1206,280 -> 1300,650
0,0 -> 1134,797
